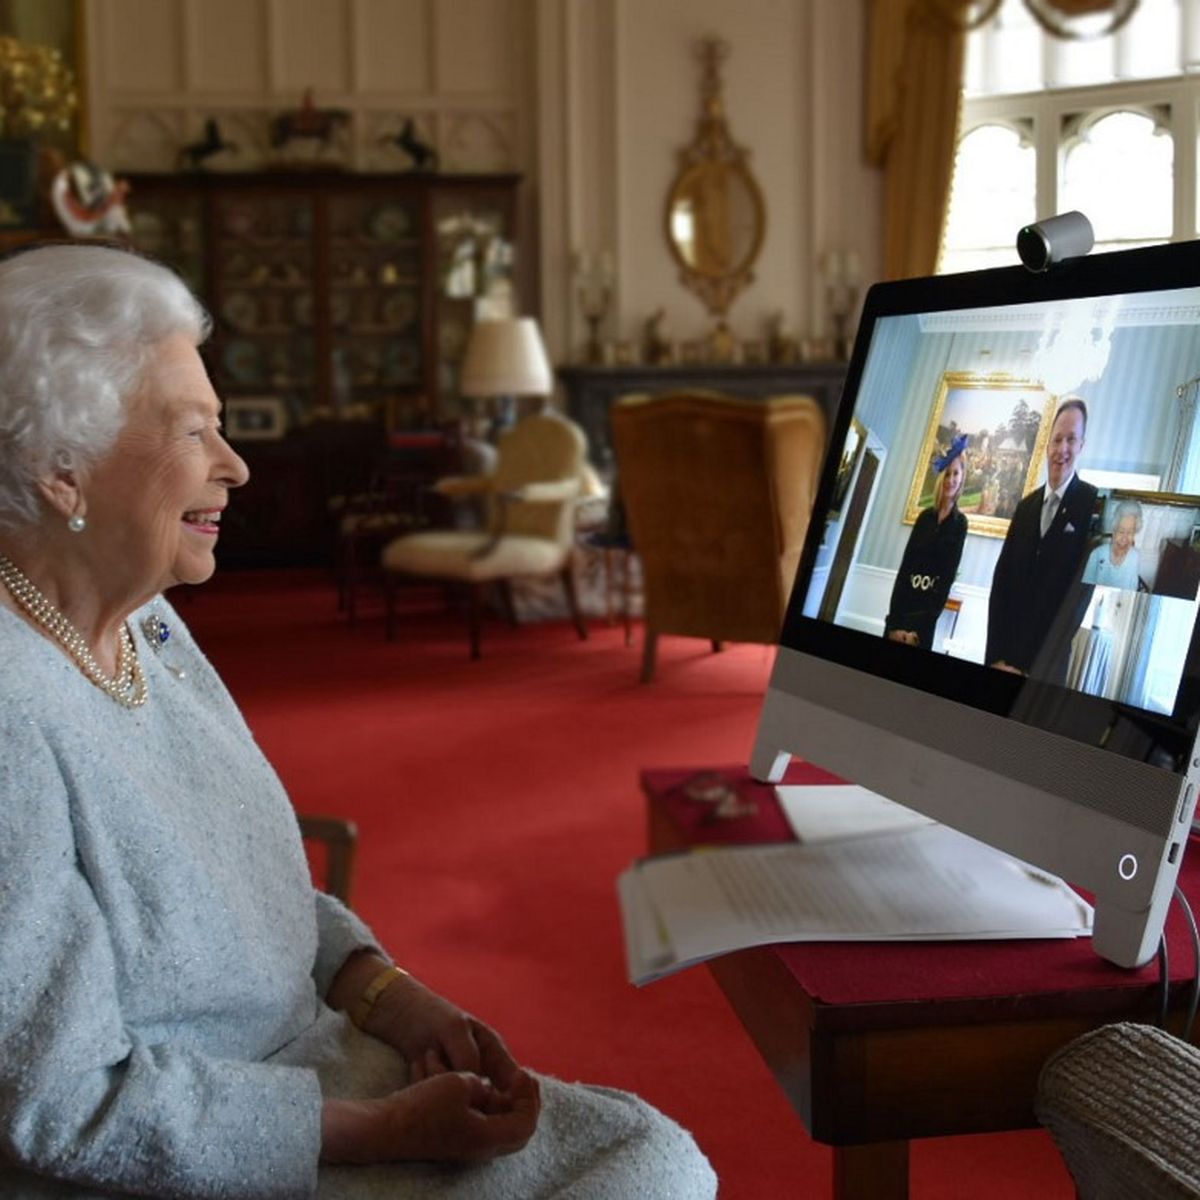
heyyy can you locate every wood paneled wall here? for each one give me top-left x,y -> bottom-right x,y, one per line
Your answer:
84,0 -> 530,174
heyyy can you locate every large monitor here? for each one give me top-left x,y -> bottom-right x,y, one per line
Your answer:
751,239 -> 1200,968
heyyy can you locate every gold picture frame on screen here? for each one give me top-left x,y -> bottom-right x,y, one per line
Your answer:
904,371 -> 1057,539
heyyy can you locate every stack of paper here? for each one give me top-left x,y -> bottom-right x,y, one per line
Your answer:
618,821 -> 1093,986
775,783 -> 936,843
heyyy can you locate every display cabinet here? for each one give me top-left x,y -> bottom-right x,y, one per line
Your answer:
129,172 -> 519,428
126,172 -> 520,566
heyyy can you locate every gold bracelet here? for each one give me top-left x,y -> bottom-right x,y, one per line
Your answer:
349,964 -> 409,1030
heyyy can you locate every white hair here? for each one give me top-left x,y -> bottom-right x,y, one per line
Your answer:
1111,498 -> 1144,533
0,243 -> 211,529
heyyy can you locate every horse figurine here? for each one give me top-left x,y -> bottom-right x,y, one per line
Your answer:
379,118 -> 439,172
180,118 -> 238,170
270,88 -> 351,152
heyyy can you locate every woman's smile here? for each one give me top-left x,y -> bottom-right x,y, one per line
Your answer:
182,508 -> 224,535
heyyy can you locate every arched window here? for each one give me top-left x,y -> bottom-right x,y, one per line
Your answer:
1060,109 -> 1174,252
942,0 -> 1195,275
941,123 -> 1036,274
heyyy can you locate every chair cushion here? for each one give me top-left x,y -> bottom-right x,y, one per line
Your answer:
382,530 -> 568,582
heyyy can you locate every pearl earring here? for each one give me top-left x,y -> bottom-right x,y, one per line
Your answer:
67,514 -> 87,533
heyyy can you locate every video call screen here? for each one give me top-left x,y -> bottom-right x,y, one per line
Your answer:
789,280 -> 1200,766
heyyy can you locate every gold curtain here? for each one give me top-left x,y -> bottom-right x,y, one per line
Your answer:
866,0 -> 975,280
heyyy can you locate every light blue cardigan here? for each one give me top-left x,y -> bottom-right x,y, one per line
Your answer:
0,600 -> 715,1199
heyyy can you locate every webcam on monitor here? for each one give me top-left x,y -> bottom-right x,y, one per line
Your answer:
1017,210 -> 1095,273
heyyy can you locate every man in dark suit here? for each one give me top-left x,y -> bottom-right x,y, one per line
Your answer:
986,398 -> 1098,680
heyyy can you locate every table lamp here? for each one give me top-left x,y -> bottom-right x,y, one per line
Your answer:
459,316 -> 553,434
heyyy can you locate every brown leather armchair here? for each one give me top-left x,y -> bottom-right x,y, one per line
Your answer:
610,391 -> 827,681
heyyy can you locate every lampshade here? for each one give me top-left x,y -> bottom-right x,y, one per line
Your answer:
459,317 -> 553,398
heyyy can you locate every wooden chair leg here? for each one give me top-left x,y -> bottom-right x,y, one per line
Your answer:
497,579 -> 519,626
345,537 -> 360,625
336,537 -> 348,611
383,572 -> 397,640
603,548 -> 616,626
468,583 -> 484,659
640,629 -> 658,683
560,566 -> 588,640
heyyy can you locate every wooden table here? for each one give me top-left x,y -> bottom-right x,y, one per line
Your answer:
643,763 -> 1200,1200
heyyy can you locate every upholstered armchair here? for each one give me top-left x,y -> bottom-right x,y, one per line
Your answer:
611,391 -> 826,682
1036,1022 -> 1200,1199
381,409 -> 590,658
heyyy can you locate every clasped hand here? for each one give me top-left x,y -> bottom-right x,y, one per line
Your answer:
322,971 -> 540,1165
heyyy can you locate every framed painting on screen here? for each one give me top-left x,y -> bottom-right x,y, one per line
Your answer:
904,371 -> 1057,539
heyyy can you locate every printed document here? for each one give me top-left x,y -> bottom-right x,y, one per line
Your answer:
619,824 -> 1093,986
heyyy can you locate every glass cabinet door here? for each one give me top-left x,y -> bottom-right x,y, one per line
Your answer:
208,191 -> 318,434
327,191 -> 424,427
128,190 -> 205,296
127,174 -> 520,436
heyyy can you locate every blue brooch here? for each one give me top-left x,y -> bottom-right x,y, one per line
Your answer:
141,613 -> 186,680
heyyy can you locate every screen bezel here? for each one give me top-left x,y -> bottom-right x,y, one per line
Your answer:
780,241 -> 1200,774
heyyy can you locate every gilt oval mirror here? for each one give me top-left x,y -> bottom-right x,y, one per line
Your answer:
667,160 -> 765,281
665,36 -> 766,319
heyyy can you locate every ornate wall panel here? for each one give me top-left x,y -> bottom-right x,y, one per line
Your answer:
440,112 -> 516,173
270,0 -> 350,93
97,0 -> 182,93
355,0 -> 430,92
435,0 -> 518,94
107,110 -> 187,173
185,0 -> 267,92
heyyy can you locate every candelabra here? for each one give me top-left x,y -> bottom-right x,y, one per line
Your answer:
574,250 -> 614,364
821,249 -> 862,362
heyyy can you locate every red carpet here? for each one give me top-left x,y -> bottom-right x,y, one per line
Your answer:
183,570 -> 1075,1199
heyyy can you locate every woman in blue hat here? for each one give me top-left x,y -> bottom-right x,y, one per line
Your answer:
885,433 -> 969,650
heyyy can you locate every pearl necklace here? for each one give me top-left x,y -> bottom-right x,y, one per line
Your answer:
0,555 -> 147,708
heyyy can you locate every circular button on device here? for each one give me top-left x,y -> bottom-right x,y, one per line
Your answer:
1118,853 -> 1138,881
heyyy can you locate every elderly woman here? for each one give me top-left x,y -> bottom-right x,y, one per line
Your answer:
884,434 -> 969,649
0,244 -> 716,1199
1082,499 -> 1143,591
